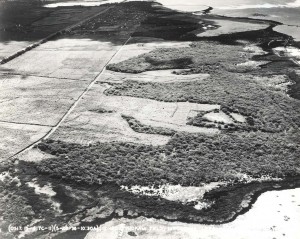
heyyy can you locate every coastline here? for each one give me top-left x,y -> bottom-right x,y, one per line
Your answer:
0,1 -> 299,238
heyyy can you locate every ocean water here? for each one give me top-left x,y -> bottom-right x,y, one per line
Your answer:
153,0 -> 300,41
44,0 -> 300,9
212,3 -> 300,41
155,0 -> 300,9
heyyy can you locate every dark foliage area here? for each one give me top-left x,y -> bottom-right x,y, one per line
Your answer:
0,0 -> 108,42
105,72 -> 300,133
30,134 -> 300,224
132,13 -> 202,41
287,71 -> 300,100
90,107 -> 114,114
106,41 -> 245,73
69,1 -> 158,42
68,1 -> 207,44
36,132 -> 300,187
0,160 -> 56,237
122,115 -> 176,136
99,177 -> 300,224
1,156 -> 300,235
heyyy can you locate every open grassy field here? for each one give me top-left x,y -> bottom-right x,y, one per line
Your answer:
0,1 -> 300,238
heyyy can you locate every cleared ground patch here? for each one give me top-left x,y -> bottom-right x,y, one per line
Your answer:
121,183 -> 222,210
0,38 -> 121,81
0,41 -> 34,61
50,83 -> 220,146
100,69 -> 210,84
0,122 -> 50,160
0,74 -> 87,126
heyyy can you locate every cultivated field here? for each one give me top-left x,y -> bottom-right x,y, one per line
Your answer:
0,1 -> 299,239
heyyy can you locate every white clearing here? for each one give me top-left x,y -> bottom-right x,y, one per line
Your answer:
251,75 -> 292,93
243,44 -> 268,56
236,60 -> 269,69
26,180 -> 61,213
121,183 -> 222,210
100,70 -> 210,84
274,46 -> 300,65
230,113 -> 246,123
26,181 -> 56,197
203,111 -> 234,124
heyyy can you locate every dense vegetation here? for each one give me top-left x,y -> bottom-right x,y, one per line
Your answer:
69,1 -> 206,44
107,41 -> 247,73
36,131 -> 300,187
105,35 -> 300,134
0,160 -> 59,239
2,0 -> 300,234
122,115 -> 176,136
105,72 -> 300,133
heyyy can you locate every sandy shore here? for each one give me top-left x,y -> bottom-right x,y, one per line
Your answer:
85,188 -> 300,239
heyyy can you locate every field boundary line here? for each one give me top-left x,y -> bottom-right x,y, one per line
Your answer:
7,35 -> 132,160
0,3 -> 119,65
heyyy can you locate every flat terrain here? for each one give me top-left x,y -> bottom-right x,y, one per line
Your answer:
0,1 -> 300,239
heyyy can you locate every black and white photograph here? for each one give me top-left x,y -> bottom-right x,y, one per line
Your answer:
0,0 -> 299,238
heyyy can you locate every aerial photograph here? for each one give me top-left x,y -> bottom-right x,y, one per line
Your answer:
0,0 -> 299,238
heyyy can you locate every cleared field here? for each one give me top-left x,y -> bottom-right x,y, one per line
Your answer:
0,74 -> 87,126
0,122 -> 50,160
51,111 -> 170,146
0,41 -> 33,61
50,83 -> 221,145
100,69 -> 210,84
17,148 -> 55,163
0,38 -> 121,81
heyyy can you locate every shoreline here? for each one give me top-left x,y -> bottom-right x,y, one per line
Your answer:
0,1 -> 299,238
